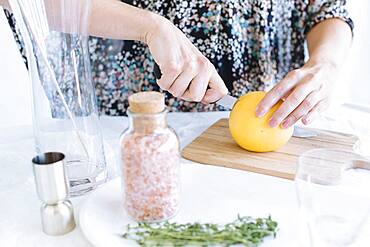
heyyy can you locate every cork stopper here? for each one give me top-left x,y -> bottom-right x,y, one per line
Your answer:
128,91 -> 165,114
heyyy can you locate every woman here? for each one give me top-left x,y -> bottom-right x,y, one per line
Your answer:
2,0 -> 353,128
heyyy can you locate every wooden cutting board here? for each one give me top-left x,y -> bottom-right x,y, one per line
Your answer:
182,118 -> 359,180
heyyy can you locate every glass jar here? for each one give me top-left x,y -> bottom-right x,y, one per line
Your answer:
120,92 -> 181,222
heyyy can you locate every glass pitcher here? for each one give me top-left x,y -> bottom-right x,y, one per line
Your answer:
9,0 -> 107,196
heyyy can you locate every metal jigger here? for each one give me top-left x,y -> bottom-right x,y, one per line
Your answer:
32,152 -> 76,236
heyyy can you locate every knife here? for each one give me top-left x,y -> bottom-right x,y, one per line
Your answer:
153,63 -> 317,138
217,94 -> 238,110
154,63 -> 237,108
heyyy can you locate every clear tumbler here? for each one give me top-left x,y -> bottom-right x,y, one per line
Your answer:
295,148 -> 370,247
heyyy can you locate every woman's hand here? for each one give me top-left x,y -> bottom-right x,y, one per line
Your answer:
144,15 -> 228,103
255,60 -> 337,128
255,18 -> 352,129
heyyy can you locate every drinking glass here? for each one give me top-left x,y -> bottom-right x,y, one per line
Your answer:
295,148 -> 370,247
9,0 -> 107,196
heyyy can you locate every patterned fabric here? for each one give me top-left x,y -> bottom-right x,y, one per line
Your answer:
5,0 -> 353,116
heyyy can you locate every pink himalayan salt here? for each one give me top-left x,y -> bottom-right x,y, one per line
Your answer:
121,129 -> 180,222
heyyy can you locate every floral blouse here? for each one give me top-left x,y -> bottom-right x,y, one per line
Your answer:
6,0 -> 353,116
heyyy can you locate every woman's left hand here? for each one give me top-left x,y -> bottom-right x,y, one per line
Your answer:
255,60 -> 338,128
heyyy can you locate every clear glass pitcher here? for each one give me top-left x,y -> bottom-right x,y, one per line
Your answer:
9,0 -> 107,196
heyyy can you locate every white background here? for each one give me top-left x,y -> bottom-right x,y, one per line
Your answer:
0,6 -> 32,127
0,2 -> 370,128
341,1 -> 370,106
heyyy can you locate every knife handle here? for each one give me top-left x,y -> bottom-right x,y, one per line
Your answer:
154,63 -> 162,80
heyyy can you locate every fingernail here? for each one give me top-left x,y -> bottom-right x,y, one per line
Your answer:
256,107 -> 266,118
302,118 -> 308,125
269,118 -> 278,128
303,116 -> 311,125
281,119 -> 291,129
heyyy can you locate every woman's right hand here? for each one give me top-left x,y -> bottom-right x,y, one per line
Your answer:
144,14 -> 228,103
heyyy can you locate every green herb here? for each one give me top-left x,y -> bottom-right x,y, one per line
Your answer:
122,215 -> 278,246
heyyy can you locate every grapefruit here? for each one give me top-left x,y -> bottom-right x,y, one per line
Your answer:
229,91 -> 293,152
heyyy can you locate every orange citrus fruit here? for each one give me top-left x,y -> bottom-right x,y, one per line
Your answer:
229,91 -> 293,152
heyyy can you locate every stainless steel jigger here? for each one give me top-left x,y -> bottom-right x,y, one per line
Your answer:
32,152 -> 76,236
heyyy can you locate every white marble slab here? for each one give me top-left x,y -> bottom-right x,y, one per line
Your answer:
0,112 -> 369,247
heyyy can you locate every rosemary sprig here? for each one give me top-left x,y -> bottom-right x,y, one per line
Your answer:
122,215 -> 278,246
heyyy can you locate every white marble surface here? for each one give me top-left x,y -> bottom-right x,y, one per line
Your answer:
1,111 -> 370,247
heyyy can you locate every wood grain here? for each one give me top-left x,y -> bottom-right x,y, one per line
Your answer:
182,119 -> 359,180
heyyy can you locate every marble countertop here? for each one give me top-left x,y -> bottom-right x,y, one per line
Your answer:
1,111 -> 369,247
